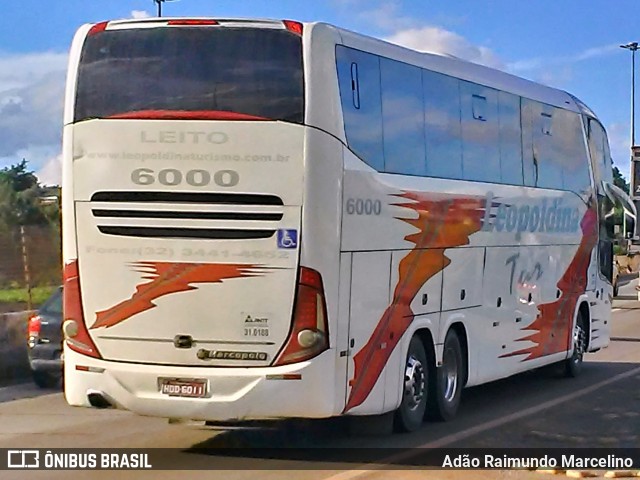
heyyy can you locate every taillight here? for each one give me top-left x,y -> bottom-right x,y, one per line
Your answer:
27,315 -> 42,348
87,21 -> 108,37
273,267 -> 329,366
63,260 -> 102,359
27,315 -> 42,337
283,20 -> 303,36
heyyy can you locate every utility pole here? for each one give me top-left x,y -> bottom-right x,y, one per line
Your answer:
621,42 -> 639,241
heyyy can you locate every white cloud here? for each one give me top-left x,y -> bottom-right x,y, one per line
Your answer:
385,27 -> 504,69
0,51 -> 67,175
0,51 -> 67,93
36,153 -> 62,186
131,10 -> 152,19
508,44 -> 619,74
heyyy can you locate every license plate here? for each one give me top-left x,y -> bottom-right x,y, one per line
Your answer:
159,378 -> 207,398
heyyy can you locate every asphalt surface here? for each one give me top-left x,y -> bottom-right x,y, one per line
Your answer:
1,276 -> 639,479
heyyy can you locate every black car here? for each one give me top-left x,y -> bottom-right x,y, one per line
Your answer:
27,286 -> 63,388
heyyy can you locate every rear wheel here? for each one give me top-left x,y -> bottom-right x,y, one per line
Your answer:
32,370 -> 60,389
564,312 -> 587,378
393,336 -> 428,432
427,329 -> 465,421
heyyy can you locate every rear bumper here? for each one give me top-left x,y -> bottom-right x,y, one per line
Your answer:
30,358 -> 63,373
63,346 -> 338,421
28,345 -> 63,373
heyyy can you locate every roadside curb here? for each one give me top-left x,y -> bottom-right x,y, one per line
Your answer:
534,469 -> 640,478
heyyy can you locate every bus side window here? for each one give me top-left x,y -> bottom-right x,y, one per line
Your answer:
423,69 -> 463,180
498,92 -> 524,185
460,81 -> 500,183
380,57 -> 426,176
336,46 -> 384,171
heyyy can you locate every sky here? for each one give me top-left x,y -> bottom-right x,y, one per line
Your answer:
1,0 -> 639,185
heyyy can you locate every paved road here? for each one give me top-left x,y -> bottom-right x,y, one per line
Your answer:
1,279 -> 639,479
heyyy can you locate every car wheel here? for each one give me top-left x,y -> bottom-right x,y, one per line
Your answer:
427,329 -> 465,421
32,370 -> 60,389
613,281 -> 619,297
394,336 -> 428,432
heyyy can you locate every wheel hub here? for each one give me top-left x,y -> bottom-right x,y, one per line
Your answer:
442,346 -> 459,403
573,322 -> 586,363
404,355 -> 425,411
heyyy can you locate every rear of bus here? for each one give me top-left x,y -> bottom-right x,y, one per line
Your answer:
62,18 -> 339,420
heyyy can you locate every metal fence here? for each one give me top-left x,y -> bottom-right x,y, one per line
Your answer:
0,225 -> 61,310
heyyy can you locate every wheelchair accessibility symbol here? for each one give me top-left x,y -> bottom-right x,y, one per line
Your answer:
277,229 -> 298,249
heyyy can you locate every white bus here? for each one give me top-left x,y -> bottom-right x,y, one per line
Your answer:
62,17 -> 633,432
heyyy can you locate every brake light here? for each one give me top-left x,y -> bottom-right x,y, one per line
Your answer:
27,314 -> 42,349
283,20 -> 303,36
167,19 -> 219,26
273,267 -> 329,366
87,21 -> 108,37
63,260 -> 101,359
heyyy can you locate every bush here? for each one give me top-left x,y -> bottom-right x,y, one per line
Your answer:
614,244 -> 628,256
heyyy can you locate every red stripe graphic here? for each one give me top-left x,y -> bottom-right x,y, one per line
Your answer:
344,192 -> 485,412
91,262 -> 266,329
501,206 -> 598,360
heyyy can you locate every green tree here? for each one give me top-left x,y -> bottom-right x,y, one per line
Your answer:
0,159 -> 59,231
613,165 -> 629,194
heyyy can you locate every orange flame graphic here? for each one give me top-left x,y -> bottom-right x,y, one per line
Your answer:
91,262 -> 266,329
502,207 -> 598,360
344,192 -> 485,412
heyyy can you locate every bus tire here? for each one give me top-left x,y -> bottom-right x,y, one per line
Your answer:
564,311 -> 587,378
427,329 -> 464,421
393,336 -> 428,432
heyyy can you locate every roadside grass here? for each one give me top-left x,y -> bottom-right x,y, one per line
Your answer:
0,286 -> 57,307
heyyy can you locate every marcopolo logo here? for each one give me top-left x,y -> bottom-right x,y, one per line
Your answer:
481,192 -> 581,234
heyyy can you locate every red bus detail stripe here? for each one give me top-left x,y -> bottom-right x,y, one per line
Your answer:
106,110 -> 269,121
92,262 -> 269,330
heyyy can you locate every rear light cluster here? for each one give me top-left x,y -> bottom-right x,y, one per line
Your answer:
283,20 -> 303,35
87,21 -> 108,37
27,314 -> 42,348
273,267 -> 329,366
63,260 -> 102,359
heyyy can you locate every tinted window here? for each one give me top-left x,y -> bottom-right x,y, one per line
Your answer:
41,288 -> 62,315
381,58 -> 425,175
337,46 -> 384,170
522,101 -> 591,193
423,70 -> 462,179
555,109 -> 590,194
533,104 -> 565,189
460,81 -> 500,182
587,118 -> 613,186
76,27 -> 304,123
498,92 -> 523,184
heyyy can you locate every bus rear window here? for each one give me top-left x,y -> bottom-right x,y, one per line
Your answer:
74,27 -> 304,123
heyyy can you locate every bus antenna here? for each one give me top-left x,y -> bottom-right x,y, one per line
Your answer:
153,0 -> 179,17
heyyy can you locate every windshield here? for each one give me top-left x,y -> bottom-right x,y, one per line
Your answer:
74,27 -> 304,123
